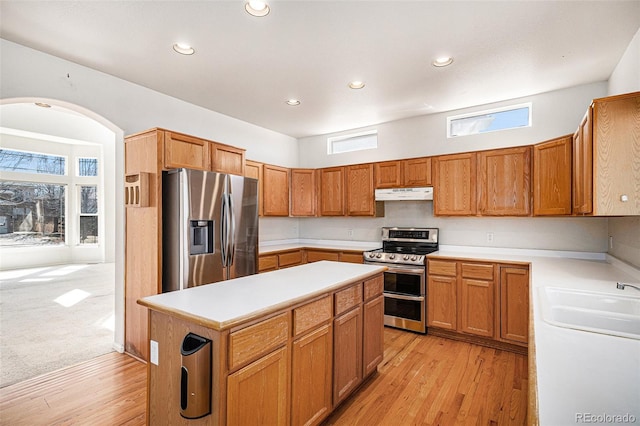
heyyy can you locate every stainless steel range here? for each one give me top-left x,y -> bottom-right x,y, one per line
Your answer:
363,227 -> 439,333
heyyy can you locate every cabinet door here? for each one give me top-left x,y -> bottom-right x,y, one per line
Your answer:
533,136 -> 572,215
433,153 -> 477,216
346,164 -> 375,216
427,275 -> 457,330
478,146 -> 531,216
245,160 -> 263,216
258,254 -> 278,272
211,143 -> 245,175
374,161 -> 402,188
333,307 -> 362,406
290,169 -> 317,216
306,250 -> 340,263
592,94 -> 640,215
459,278 -> 494,337
164,131 -> 210,170
499,266 -> 529,345
291,324 -> 333,426
403,157 -> 432,186
263,164 -> 290,216
573,108 -> 593,214
339,252 -> 363,264
227,346 -> 289,425
362,295 -> 384,377
318,167 -> 345,216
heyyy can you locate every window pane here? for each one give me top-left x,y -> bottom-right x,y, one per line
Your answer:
448,104 -> 531,137
328,131 -> 378,155
79,216 -> 98,244
0,149 -> 66,175
80,186 -> 97,214
78,158 -> 98,176
0,181 -> 65,246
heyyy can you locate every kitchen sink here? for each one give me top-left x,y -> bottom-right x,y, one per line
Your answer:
540,287 -> 640,340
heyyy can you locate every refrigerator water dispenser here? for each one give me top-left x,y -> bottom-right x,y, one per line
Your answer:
190,220 -> 213,255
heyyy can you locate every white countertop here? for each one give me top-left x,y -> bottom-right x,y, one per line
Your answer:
259,238 -> 381,254
139,261 -> 386,331
429,247 -> 640,424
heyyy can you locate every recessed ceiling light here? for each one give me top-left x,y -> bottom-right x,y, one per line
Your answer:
34,102 -> 51,108
172,43 -> 195,55
432,57 -> 453,67
245,0 -> 270,17
286,99 -> 300,106
348,81 -> 365,89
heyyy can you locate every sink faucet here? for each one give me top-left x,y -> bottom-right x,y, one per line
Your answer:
616,282 -> 640,292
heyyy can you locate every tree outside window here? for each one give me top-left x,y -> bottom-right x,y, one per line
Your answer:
79,185 -> 98,244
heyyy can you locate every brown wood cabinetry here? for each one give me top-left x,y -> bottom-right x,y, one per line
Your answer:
244,160 -> 263,216
477,146 -> 531,216
290,168 -> 317,216
375,157 -> 432,188
433,153 -> 477,215
307,249 -> 341,263
499,265 -> 530,345
339,252 -> 364,264
573,110 -> 593,214
318,167 -> 346,216
333,292 -> 362,406
346,164 -> 379,216
211,143 -> 245,175
258,249 -> 304,272
362,276 -> 384,377
428,258 -> 529,352
164,131 -> 211,170
263,164 -> 290,216
533,135 -> 573,215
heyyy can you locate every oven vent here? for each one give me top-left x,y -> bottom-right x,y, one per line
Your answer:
374,187 -> 433,201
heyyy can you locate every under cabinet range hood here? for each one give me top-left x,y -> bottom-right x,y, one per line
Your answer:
374,187 -> 433,201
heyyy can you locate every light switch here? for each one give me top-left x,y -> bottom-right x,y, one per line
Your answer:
150,340 -> 159,365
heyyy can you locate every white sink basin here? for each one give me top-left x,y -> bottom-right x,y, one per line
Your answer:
540,287 -> 640,340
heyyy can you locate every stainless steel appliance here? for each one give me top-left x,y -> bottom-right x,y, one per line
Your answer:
162,168 -> 259,292
363,227 -> 439,333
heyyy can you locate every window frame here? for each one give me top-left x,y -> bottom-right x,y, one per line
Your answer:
446,102 -> 532,138
327,130 -> 378,155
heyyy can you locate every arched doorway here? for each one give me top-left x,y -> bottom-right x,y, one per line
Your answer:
0,98 -> 125,386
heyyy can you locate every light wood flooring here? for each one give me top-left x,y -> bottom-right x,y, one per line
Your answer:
0,328 -> 527,425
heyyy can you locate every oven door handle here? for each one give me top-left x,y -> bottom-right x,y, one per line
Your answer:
385,266 -> 425,275
384,293 -> 424,302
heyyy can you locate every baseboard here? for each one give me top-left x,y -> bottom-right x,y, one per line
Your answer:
112,342 -> 125,353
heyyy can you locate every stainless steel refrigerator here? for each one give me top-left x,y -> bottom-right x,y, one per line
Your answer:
162,168 -> 259,292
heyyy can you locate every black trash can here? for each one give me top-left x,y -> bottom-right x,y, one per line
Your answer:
180,333 -> 212,419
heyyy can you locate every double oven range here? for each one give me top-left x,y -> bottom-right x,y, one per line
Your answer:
363,227 -> 439,333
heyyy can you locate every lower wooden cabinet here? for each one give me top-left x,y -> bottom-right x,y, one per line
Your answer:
458,262 -> 495,338
333,306 -> 362,406
307,249 -> 340,263
499,265 -> 530,344
427,273 -> 457,330
227,346 -> 289,425
291,324 -> 333,426
362,295 -> 384,376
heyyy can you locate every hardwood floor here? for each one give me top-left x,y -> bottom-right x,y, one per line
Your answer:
0,328 -> 527,425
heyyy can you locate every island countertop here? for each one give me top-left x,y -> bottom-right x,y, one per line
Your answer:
138,261 -> 386,331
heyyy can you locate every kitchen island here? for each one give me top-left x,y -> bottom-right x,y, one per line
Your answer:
138,261 -> 386,425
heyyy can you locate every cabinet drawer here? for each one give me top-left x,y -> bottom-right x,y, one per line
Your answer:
428,260 -> 457,277
339,252 -> 363,264
229,313 -> 289,370
334,283 -> 362,316
279,250 -> 303,268
461,262 -> 494,280
363,275 -> 383,301
293,296 -> 332,336
307,250 -> 340,263
258,254 -> 278,272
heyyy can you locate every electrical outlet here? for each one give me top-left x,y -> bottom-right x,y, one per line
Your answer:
347,229 -> 354,238
486,232 -> 494,243
150,340 -> 159,366
609,236 -> 613,249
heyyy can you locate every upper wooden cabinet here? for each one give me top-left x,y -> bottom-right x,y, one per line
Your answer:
590,92 -> 640,215
211,143 -> 245,175
533,135 -> 572,216
290,169 -> 317,216
374,157 -> 432,188
164,131 -> 210,171
433,153 -> 477,216
318,167 -> 346,216
346,164 -> 378,216
477,146 -> 531,216
244,160 -> 263,216
573,109 -> 593,215
263,164 -> 290,216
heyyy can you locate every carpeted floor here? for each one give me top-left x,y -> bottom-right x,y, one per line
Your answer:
0,263 -> 115,387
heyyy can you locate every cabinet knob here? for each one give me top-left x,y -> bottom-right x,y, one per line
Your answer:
620,194 -> 629,202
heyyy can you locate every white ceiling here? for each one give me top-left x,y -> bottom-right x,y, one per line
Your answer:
1,1 -> 639,139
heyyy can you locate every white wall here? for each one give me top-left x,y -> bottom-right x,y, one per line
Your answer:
607,27 -> 640,268
296,83 -> 611,253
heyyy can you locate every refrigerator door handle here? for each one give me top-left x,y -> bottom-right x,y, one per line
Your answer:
220,194 -> 228,267
228,193 -> 236,266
